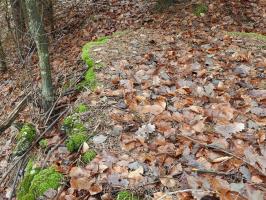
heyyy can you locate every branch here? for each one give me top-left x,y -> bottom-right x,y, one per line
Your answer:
0,92 -> 31,133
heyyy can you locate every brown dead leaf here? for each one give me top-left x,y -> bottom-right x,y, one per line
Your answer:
128,166 -> 144,181
141,104 -> 165,115
160,176 -> 176,187
89,182 -> 102,195
214,122 -> 245,138
206,103 -> 235,122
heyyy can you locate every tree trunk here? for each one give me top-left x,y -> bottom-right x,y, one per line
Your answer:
10,0 -> 27,41
25,0 -> 54,110
0,39 -> 7,72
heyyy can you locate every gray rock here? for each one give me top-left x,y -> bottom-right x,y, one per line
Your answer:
93,135 -> 107,144
234,64 -> 250,77
248,120 -> 259,129
191,62 -> 201,71
160,70 -> 170,80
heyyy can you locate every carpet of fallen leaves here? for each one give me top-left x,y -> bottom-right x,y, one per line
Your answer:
0,0 -> 266,199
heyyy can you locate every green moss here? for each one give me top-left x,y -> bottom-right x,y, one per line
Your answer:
194,3 -> 208,16
75,103 -> 88,113
17,160 -> 40,200
20,193 -> 35,200
14,123 -> 36,156
81,36 -> 109,68
79,36 -> 109,90
29,167 -> 63,198
85,67 -> 97,88
227,32 -> 266,42
81,150 -> 97,164
66,133 -> 88,152
39,139 -> 48,149
17,123 -> 36,141
61,114 -> 80,134
17,162 -> 63,199
116,191 -> 138,200
72,122 -> 86,134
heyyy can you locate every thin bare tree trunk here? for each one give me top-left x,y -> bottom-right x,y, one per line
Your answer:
10,0 -> 27,41
0,39 -> 7,72
25,0 -> 54,110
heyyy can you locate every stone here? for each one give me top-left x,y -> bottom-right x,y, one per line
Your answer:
234,64 -> 250,77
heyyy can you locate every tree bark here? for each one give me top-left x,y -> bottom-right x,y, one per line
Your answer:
25,0 -> 54,110
0,39 -> 7,72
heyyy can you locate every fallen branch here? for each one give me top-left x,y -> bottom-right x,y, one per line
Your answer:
177,134 -> 266,177
0,93 -> 31,133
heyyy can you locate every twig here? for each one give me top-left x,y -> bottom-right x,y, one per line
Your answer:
7,157 -> 27,200
177,134 -> 266,177
192,168 -> 233,176
44,91 -> 63,126
41,136 -> 67,169
157,189 -> 215,200
0,109 -> 68,185
0,92 -> 31,133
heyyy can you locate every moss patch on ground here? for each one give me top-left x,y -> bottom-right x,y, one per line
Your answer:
62,104 -> 90,152
81,150 -> 97,164
17,161 -> 63,200
14,123 -> 36,156
227,32 -> 266,42
193,3 -> 208,16
66,132 -> 88,152
79,36 -> 109,90
39,139 -> 48,149
75,103 -> 88,113
81,36 -> 109,68
116,191 -> 138,200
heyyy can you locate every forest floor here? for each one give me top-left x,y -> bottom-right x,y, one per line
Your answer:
0,0 -> 266,200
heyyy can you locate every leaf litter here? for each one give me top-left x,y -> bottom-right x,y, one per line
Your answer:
0,0 -> 266,199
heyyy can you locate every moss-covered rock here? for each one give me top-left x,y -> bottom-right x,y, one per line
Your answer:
17,161 -> 63,200
81,150 -> 97,164
17,160 -> 40,200
193,3 -> 208,16
66,132 -> 88,152
116,191 -> 138,200
29,167 -> 63,198
14,123 -> 36,156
